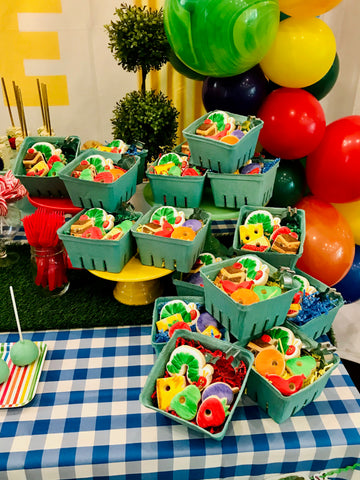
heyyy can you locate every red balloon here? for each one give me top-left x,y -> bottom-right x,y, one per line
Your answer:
306,115 -> 360,203
296,196 -> 355,286
257,88 -> 326,159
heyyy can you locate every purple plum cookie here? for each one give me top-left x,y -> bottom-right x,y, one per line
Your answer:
201,382 -> 235,405
182,219 -> 203,232
196,312 -> 219,333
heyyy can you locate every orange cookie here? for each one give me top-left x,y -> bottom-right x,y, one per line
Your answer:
171,226 -> 196,241
230,288 -> 260,305
255,349 -> 285,377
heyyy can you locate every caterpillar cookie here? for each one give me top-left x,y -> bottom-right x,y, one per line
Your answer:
262,326 -> 302,360
166,345 -> 214,389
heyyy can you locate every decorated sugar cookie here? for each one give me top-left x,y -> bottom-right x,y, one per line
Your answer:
240,235 -> 270,252
159,299 -> 200,325
244,210 -> 281,235
85,208 -> 107,227
293,274 -> 318,296
171,226 -> 196,241
86,154 -> 106,172
286,356 -> 317,379
202,382 -> 235,405
168,321 -> 191,338
255,349 -> 285,377
182,219 -> 203,232
237,255 -> 270,286
166,345 -> 214,388
207,111 -> 234,133
266,374 -> 305,396
239,224 -> 264,244
156,375 -> 186,411
150,206 -> 185,227
158,152 -> 183,167
156,313 -> 184,332
31,141 -> 56,161
196,312 -> 222,339
196,396 -> 229,428
230,288 -> 260,305
252,286 -> 282,301
262,326 -> 302,360
170,384 -> 201,420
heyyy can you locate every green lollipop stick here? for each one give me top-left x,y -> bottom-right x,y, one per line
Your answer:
9,286 -> 39,367
9,286 -> 23,342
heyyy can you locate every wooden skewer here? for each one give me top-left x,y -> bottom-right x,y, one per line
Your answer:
1,77 -> 15,127
41,83 -> 52,135
36,78 -> 46,128
17,85 -> 28,137
44,83 -> 52,136
12,81 -> 25,137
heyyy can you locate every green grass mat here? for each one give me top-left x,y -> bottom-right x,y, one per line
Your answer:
0,244 -> 167,332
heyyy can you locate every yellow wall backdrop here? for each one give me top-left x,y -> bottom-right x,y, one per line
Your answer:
0,0 -> 205,145
0,0 -> 68,107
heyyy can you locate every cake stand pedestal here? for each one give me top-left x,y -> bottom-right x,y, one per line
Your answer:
89,255 -> 173,305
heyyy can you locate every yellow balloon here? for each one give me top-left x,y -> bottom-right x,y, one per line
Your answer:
333,200 -> 360,246
260,17 -> 336,88
279,0 -> 344,19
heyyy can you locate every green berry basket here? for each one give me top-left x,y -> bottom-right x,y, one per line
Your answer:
13,136 -> 81,197
233,206 -> 306,269
287,269 -> 344,340
172,271 -> 205,297
134,149 -> 148,185
208,159 -> 279,209
146,171 -> 207,208
244,321 -> 340,423
57,208 -> 142,273
182,111 -> 263,173
151,296 -> 230,356
139,329 -> 254,441
58,149 -> 139,211
131,206 -> 212,273
200,255 -> 300,346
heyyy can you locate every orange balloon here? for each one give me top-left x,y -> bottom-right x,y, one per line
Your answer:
296,196 -> 355,286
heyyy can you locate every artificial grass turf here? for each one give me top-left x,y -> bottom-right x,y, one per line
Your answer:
0,243 -> 168,332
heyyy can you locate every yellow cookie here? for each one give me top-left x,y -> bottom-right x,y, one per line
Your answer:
156,375 -> 186,411
240,224 -> 264,244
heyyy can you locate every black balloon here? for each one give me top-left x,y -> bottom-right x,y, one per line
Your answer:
202,65 -> 270,115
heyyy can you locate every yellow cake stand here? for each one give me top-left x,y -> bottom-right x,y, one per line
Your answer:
89,255 -> 173,306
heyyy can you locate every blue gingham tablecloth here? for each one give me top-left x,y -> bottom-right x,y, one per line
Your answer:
0,326 -> 359,480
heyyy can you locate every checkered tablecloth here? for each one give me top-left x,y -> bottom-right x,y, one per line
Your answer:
0,326 -> 359,480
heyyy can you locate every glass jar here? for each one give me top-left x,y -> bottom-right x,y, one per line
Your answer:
30,242 -> 70,297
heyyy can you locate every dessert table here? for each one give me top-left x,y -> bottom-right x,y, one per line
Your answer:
0,326 -> 359,480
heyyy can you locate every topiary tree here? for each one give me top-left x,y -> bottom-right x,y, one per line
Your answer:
111,90 -> 178,163
105,3 -> 170,93
105,4 -> 179,164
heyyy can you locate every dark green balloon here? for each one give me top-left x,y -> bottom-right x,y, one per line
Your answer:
268,159 -> 307,207
168,50 -> 207,81
304,53 -> 340,100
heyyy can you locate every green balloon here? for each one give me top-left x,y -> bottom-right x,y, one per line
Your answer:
304,53 -> 340,100
168,49 -> 207,81
164,0 -> 280,77
268,160 -> 307,207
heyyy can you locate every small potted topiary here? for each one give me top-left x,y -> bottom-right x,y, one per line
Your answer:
105,4 -> 179,164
